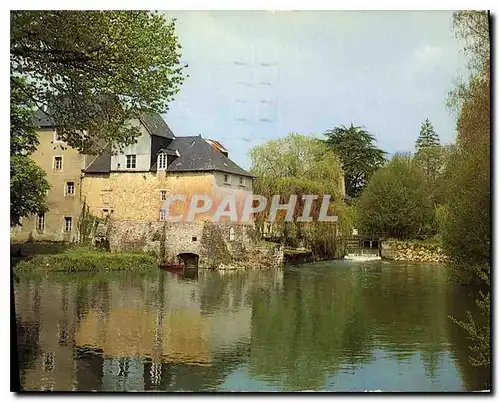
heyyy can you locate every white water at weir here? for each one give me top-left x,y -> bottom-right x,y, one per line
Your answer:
344,247 -> 381,261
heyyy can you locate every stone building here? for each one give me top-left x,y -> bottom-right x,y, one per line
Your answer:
11,111 -> 258,267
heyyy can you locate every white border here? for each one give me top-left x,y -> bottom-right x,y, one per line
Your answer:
3,3 -> 498,401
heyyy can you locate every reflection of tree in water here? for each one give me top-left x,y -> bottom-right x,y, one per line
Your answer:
445,282 -> 491,391
248,263 -> 488,391
248,268 -> 367,390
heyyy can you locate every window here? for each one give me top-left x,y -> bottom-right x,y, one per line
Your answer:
192,236 -> 197,242
65,182 -> 74,196
126,155 -> 136,169
157,153 -> 167,170
36,213 -> 45,231
224,174 -> 230,184
229,227 -> 235,241
53,130 -> 63,143
160,209 -> 166,221
54,156 -> 63,171
42,352 -> 54,372
64,216 -> 72,233
160,190 -> 167,201
239,177 -> 245,186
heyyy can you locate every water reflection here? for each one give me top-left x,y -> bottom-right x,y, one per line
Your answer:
14,262 -> 489,392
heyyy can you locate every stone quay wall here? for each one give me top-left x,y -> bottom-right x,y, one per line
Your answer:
380,240 -> 449,263
108,219 -> 283,270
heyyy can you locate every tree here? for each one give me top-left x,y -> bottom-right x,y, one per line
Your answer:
415,118 -> 440,151
249,133 -> 352,258
11,10 -> 186,154
323,124 -> 386,198
10,76 -> 50,226
10,10 -> 185,225
356,154 -> 433,239
444,10 -> 490,373
452,11 -> 490,74
414,119 -> 443,206
440,73 -> 490,276
11,157 -> 50,227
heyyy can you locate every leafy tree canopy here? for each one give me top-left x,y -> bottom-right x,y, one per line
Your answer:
356,154 -> 434,240
10,75 -> 50,226
11,10 -> 186,154
249,133 -> 352,257
323,124 -> 386,198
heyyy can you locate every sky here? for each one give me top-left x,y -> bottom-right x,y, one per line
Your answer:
160,11 -> 468,170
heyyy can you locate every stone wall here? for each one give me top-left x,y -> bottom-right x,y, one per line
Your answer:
380,240 -> 448,263
108,219 -> 283,270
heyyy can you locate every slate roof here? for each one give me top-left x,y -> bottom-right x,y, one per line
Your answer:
164,136 -> 254,177
33,109 -> 55,128
80,113 -> 252,178
139,112 -> 175,139
32,110 -> 175,141
84,146 -> 112,174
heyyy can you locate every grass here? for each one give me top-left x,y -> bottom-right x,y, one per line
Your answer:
13,246 -> 158,273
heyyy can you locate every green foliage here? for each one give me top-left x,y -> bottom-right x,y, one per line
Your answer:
10,10 -> 186,154
415,118 -> 440,150
14,246 -> 158,273
357,154 -> 434,239
10,156 -> 51,227
449,265 -> 490,368
323,124 -> 387,198
445,10 -> 491,373
249,133 -> 350,258
440,65 -> 490,277
10,76 -> 39,156
10,75 -> 50,227
452,11 -> 490,74
77,203 -> 102,245
414,119 -> 445,208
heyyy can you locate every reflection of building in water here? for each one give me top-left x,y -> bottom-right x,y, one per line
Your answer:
15,280 -> 78,391
14,269 -> 284,391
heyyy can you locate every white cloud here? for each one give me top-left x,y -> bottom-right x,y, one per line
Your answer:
412,44 -> 444,71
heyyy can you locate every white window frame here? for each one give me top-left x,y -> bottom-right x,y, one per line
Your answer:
223,173 -> 231,184
63,216 -> 72,233
36,213 -> 45,232
126,155 -> 136,169
160,190 -> 167,201
65,181 -> 75,196
159,209 -> 166,221
53,129 -> 63,143
53,156 -> 63,171
157,152 -> 167,170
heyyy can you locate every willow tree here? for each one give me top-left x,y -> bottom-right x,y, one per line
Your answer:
249,133 -> 352,258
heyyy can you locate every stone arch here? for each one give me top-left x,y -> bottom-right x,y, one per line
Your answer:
177,252 -> 199,268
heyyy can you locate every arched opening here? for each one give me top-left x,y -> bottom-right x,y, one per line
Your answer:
177,253 -> 199,269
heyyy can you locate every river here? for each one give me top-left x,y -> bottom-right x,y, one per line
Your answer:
13,260 -> 490,392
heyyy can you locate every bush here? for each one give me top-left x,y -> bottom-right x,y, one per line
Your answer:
14,246 -> 158,273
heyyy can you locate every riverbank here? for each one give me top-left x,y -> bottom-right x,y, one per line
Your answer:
13,245 -> 158,273
380,239 -> 448,263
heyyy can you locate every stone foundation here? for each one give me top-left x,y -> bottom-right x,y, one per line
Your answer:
380,240 -> 449,263
108,219 -> 283,269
